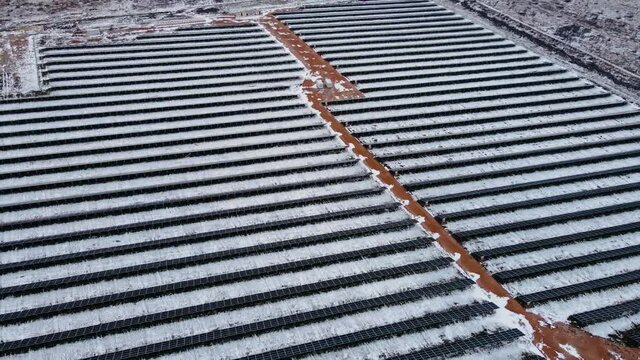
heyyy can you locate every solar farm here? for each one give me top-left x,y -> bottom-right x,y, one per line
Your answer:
1,0 -> 639,359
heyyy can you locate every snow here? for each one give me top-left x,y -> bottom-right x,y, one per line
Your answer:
290,14 -> 463,31
1,230 -> 437,315
411,154 -> 638,203
0,108 -> 316,148
279,1 -> 434,16
0,83 -> 294,114
318,33 -> 500,56
15,36 -> 40,95
1,249 -> 439,347
508,255 -> 640,296
0,114 -> 319,161
559,344 -> 583,359
0,195 -> 403,266
360,65 -> 575,99
0,103 -> 311,136
358,71 -> 575,105
586,311 -> 640,338
447,339 -> 538,360
476,0 -> 640,77
1,209 -> 415,286
465,205 -> 640,253
1,124 -> 330,174
285,8 -> 452,25
42,34 -> 273,58
4,91 -> 298,125
341,50 -> 529,79
446,187 -> 640,233
4,270 -> 459,359
334,46 -> 521,70
0,141 -> 343,196
280,0 -> 425,16
353,99 -> 633,141
351,61 -> 555,92
0,127 -> 331,174
47,67 -> 299,90
304,24 -> 483,42
45,46 -> 284,72
317,26 -> 492,49
299,19 -> 474,37
342,87 -> 605,125
0,178 -> 379,243
41,38 -> 272,63
138,26 -> 262,37
333,79 -> 587,114
305,319 -> 509,359
531,282 -> 640,322
157,287 -> 481,360
375,126 -> 635,170
46,56 -> 295,79
1,163 -> 366,224
389,127 -> 635,175
309,27 -> 492,48
484,230 -> 640,272
328,41 -> 514,63
1,35 -> 40,98
0,149 -> 350,206
1,193 -> 397,266
48,76 -> 298,96
429,170 -> 640,215
348,128 -> 640,170
346,59 -> 552,89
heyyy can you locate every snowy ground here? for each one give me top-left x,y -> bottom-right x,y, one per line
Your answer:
437,0 -> 640,104
0,0 -> 341,98
0,15 -> 539,359
475,0 -> 639,76
279,0 -> 640,351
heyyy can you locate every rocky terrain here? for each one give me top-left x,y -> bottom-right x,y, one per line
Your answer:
477,0 -> 639,78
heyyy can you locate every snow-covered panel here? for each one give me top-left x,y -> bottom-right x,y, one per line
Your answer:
277,0 -> 640,345
0,17 -> 530,360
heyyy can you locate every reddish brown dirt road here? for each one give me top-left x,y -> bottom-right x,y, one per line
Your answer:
259,14 -> 363,103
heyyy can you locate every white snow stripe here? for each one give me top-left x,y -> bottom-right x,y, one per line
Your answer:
0,247 -> 434,320
156,287 -> 481,360
0,210 -> 416,285
0,179 -> 378,243
0,141 -> 343,191
0,194 -> 395,262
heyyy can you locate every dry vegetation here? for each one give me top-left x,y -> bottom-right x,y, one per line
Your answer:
478,0 -> 640,75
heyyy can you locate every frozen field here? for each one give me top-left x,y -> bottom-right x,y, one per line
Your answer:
277,0 -> 640,348
0,16 -> 535,360
2,0 -> 639,358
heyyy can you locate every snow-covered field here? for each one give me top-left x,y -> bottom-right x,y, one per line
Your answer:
4,0 -> 638,357
0,0 -> 338,98
0,13 -> 536,360
280,0 -> 640,347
